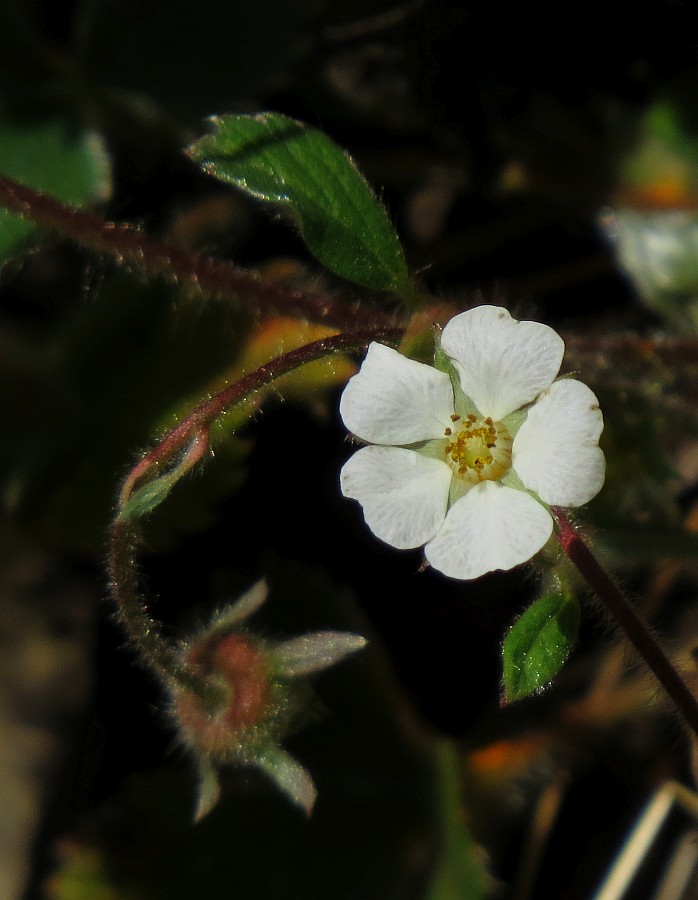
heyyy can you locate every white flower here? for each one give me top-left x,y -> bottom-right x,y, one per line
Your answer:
339,305 -> 605,580
602,208 -> 698,325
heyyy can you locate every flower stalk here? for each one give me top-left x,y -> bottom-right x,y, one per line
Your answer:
110,326 -> 401,696
552,507 -> 698,737
118,326 -> 404,515
108,518 -> 225,702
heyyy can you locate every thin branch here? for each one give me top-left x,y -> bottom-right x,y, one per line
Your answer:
109,326 -> 403,688
0,174 -> 398,331
562,331 -> 698,365
119,325 -> 404,506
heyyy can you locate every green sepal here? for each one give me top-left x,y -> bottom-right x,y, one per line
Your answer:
272,631 -> 367,678
194,761 -> 222,823
119,434 -> 206,522
502,592 -> 580,703
187,112 -> 411,295
118,469 -> 184,521
255,746 -> 317,816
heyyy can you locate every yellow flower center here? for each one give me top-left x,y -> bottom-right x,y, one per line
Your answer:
444,413 -> 512,484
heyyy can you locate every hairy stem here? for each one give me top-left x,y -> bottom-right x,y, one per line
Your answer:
110,325 -> 403,687
552,507 -> 698,736
119,326 -> 403,509
0,174 -> 398,331
108,519 -> 223,700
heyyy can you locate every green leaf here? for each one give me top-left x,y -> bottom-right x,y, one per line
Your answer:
187,113 -> 410,294
119,469 -> 185,521
502,592 -> 580,703
119,434 -> 207,521
0,116 -> 111,262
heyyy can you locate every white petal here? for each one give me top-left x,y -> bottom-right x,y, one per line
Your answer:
340,446 -> 451,549
425,481 -> 553,579
440,306 -> 565,421
513,379 -> 605,506
339,342 -> 454,444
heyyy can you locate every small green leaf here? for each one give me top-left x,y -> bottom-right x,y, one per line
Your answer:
0,116 -> 111,262
119,469 -> 184,521
119,434 -> 207,521
187,113 -> 410,294
502,593 -> 580,703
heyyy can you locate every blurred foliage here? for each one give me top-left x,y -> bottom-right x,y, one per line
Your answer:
0,113 -> 110,261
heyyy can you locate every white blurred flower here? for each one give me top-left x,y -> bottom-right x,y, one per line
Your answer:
340,305 -> 605,580
602,208 -> 698,325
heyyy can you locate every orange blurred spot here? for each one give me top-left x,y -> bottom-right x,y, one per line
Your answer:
469,734 -> 547,778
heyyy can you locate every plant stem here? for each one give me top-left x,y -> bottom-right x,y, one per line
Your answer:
119,326 -> 404,508
0,174 -> 398,331
110,326 -> 403,688
108,519 -> 223,701
552,507 -> 698,736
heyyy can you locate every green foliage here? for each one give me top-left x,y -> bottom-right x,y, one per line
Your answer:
424,743 -> 492,900
0,115 -> 110,263
119,462 -> 196,522
502,592 -> 580,703
619,101 -> 698,196
188,113 -> 411,294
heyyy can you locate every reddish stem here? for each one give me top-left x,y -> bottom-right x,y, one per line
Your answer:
552,507 -> 698,736
0,174 -> 398,331
119,326 -> 403,507
110,325 -> 403,688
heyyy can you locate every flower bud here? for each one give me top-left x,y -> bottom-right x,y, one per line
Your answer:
174,632 -> 279,759
165,579 -> 367,819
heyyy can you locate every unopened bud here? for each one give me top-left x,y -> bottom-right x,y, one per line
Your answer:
174,632 -> 279,759
166,579 -> 367,819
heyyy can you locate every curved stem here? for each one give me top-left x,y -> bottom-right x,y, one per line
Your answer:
0,174 -> 399,331
108,519 -> 222,701
119,325 -> 404,509
109,325 -> 404,687
552,507 -> 698,736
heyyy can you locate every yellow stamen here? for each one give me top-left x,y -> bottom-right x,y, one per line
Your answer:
444,414 -> 512,484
